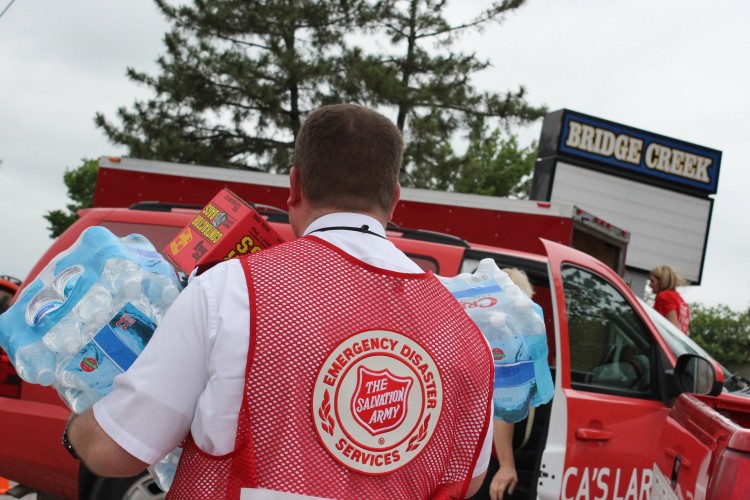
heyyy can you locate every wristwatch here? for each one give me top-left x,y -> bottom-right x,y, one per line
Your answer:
62,424 -> 80,460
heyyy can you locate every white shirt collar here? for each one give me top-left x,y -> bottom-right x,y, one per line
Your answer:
303,213 -> 386,238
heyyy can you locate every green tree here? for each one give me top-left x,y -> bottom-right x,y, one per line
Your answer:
44,159 -> 98,237
96,0 -> 366,172
95,0 -> 545,186
344,0 -> 546,187
689,303 -> 750,367
454,129 -> 537,197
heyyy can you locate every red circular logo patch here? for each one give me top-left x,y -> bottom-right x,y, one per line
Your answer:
312,330 -> 443,475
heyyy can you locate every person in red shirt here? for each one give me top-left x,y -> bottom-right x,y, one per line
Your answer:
649,265 -> 690,335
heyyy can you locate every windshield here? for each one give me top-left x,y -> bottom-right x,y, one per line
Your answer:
638,298 -> 733,379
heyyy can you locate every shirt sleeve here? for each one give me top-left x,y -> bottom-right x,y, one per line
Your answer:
472,404 -> 494,477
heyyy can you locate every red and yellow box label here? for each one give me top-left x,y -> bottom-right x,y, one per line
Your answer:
164,188 -> 285,274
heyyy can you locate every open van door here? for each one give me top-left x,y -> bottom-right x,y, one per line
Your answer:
539,239 -> 674,499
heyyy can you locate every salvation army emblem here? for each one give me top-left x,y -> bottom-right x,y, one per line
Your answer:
312,330 -> 444,475
352,367 -> 412,435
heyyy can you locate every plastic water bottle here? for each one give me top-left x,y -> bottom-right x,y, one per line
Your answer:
24,266 -> 85,326
62,387 -> 100,413
487,312 -> 521,366
43,314 -> 85,354
102,258 -> 142,299
57,369 -> 94,391
514,297 -> 544,334
486,312 -> 514,355
488,309 -> 535,422
74,283 -> 113,326
54,265 -> 84,299
143,273 -> 180,310
24,287 -> 64,326
14,342 -> 56,386
493,362 -> 536,423
149,448 -> 182,491
126,295 -> 157,322
29,265 -> 82,311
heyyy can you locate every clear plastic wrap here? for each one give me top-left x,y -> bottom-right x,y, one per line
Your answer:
0,226 -> 185,490
439,258 -> 554,423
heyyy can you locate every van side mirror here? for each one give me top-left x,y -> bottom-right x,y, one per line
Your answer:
674,354 -> 723,397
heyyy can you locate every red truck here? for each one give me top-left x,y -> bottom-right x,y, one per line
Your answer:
1,157 -> 748,499
0,276 -> 21,316
95,156 -> 631,276
652,391 -> 750,499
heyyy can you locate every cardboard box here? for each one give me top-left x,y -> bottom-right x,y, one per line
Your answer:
164,188 -> 286,274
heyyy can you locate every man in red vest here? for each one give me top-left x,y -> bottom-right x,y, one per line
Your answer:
67,104 -> 494,499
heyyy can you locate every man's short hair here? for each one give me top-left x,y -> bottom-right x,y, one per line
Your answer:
293,104 -> 404,214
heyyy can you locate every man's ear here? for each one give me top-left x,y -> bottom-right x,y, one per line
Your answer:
387,183 -> 401,221
288,167 -> 302,208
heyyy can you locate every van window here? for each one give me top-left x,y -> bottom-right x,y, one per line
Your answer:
562,265 -> 658,397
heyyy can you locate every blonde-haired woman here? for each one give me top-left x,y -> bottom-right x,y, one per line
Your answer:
649,265 -> 690,334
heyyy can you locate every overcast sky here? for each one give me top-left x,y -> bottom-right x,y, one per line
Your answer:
1,0 -> 748,311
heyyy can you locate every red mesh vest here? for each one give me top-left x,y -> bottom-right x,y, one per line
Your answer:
168,236 -> 493,500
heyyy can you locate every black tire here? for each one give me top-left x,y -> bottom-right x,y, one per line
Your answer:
87,472 -> 165,500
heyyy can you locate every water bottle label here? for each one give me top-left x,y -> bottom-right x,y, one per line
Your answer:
93,324 -> 139,372
494,361 -> 535,388
450,283 -> 503,300
64,302 -> 156,396
493,379 -> 537,423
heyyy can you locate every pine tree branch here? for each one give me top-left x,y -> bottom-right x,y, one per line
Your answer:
212,33 -> 271,51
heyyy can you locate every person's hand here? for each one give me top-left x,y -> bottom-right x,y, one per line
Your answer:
489,463 -> 518,500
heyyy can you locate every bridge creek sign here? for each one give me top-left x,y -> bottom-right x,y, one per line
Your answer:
532,109 -> 722,287
538,109 -> 721,195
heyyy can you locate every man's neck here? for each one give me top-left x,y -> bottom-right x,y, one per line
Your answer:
303,208 -> 388,233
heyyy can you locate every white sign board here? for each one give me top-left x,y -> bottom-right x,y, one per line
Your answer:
550,162 -> 711,283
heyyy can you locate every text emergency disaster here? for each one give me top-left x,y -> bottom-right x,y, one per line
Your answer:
312,330 -> 445,475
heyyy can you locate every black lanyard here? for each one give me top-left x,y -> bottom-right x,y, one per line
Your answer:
308,225 -> 386,239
